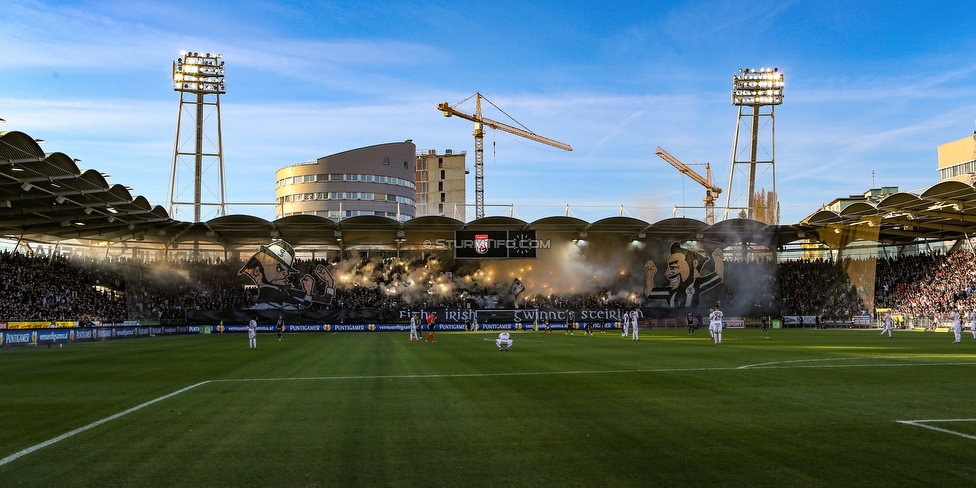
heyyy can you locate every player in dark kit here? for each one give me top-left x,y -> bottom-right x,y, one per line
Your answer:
687,312 -> 695,335
543,317 -> 552,334
276,315 -> 285,340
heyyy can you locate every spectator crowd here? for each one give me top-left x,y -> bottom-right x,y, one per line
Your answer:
2,246 -> 974,324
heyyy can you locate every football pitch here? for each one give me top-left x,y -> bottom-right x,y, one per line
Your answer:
2,328 -> 975,487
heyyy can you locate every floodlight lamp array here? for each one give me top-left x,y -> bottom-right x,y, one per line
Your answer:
173,52 -> 226,94
732,68 -> 783,106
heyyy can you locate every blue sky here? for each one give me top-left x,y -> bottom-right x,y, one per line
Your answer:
3,0 -> 976,224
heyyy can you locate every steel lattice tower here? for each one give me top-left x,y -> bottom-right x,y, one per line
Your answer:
168,51 -> 227,222
724,68 -> 783,221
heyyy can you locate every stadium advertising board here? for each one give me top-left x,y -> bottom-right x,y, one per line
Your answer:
454,230 -> 539,259
0,326 -> 202,348
782,316 -> 821,326
722,319 -> 745,329
851,315 -> 871,326
7,321 -> 54,329
36,330 -> 71,343
72,329 -> 95,341
0,321 -> 86,330
2,331 -> 34,345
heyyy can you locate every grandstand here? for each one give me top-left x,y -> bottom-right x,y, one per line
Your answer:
3,129 -> 976,334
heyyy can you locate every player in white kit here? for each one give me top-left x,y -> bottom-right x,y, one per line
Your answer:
710,306 -> 723,344
621,310 -> 630,338
496,331 -> 513,351
707,308 -> 715,341
971,311 -> 976,340
631,309 -> 640,341
247,316 -> 258,349
951,309 -> 962,343
880,312 -> 893,338
409,313 -> 421,342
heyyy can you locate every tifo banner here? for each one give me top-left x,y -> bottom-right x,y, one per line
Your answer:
188,306 -> 728,326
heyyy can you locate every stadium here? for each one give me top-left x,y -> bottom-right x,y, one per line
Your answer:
4,119 -> 976,485
3,27 -> 976,488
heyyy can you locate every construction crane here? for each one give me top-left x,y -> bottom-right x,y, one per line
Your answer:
438,93 -> 572,220
655,146 -> 723,225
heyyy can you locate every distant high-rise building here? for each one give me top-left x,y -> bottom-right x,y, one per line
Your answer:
937,134 -> 976,185
276,142 -> 417,221
415,149 -> 466,220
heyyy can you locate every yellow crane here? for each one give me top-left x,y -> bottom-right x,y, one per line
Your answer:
438,93 -> 572,220
655,146 -> 723,224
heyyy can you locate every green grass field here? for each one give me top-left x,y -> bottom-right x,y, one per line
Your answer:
2,328 -> 975,487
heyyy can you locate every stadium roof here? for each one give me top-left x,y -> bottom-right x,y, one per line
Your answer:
796,180 -> 976,247
4,129 -> 976,252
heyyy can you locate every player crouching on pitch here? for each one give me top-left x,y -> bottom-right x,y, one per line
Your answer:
496,331 -> 513,351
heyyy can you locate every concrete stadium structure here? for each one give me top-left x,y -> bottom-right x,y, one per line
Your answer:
4,129 -> 976,261
275,141 -> 418,221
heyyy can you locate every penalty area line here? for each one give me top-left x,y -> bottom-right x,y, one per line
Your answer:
896,419 -> 976,441
211,361 -> 976,383
0,381 -> 211,468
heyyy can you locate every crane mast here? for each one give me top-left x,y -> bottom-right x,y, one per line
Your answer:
439,93 -> 572,220
655,146 -> 723,224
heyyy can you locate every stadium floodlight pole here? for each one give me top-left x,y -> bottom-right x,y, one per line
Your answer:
169,51 -> 227,222
724,67 -> 784,221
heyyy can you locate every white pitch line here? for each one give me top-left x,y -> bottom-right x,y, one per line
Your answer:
211,361 -> 976,383
5,360 -> 976,467
896,420 -> 976,441
0,381 -> 211,467
738,357 -> 867,369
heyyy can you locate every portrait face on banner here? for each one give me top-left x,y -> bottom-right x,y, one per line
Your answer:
643,241 -> 725,310
239,239 -> 335,310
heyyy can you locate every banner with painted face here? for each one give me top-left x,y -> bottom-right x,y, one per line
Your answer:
239,239 -> 336,310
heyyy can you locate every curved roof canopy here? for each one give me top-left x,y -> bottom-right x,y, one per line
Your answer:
7,129 -> 976,252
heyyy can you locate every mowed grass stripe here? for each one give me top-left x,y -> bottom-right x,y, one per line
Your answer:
2,330 -> 975,487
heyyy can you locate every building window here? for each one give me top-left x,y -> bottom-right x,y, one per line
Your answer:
438,181 -> 443,192
438,203 -> 444,213
438,158 -> 443,168
384,158 -> 390,165
440,193 -> 446,202
304,175 -> 315,183
440,170 -> 445,180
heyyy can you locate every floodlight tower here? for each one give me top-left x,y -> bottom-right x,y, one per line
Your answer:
168,51 -> 227,222
724,68 -> 784,221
